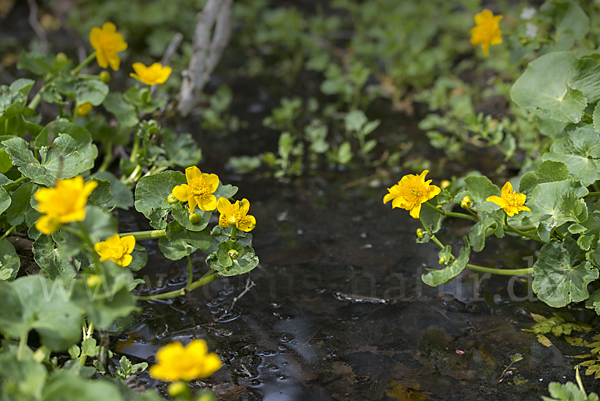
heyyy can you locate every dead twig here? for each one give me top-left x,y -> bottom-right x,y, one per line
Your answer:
27,0 -> 48,52
218,276 -> 255,319
178,0 -> 232,116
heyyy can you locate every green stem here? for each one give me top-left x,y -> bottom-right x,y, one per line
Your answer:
27,91 -> 43,111
130,134 -> 140,163
18,333 -> 27,360
136,271 -> 220,301
76,222 -> 104,274
575,366 -> 587,399
231,226 -> 237,241
72,102 -> 79,123
505,224 -> 544,242
186,255 -> 194,291
419,217 -> 533,276
123,229 -> 166,241
72,52 -> 96,75
466,263 -> 533,276
98,141 -> 113,172
0,226 -> 15,240
587,191 -> 600,197
424,202 -> 476,220
4,176 -> 27,190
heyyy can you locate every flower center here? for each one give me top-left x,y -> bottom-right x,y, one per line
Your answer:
190,178 -> 211,198
99,33 -> 117,50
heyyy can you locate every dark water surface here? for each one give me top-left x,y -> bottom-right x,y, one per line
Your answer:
118,171 -> 596,401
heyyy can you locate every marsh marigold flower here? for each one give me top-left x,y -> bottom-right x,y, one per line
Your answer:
94,233 -> 135,267
130,62 -> 172,86
90,22 -> 128,71
34,176 -> 97,234
217,198 -> 256,232
383,170 -> 441,219
470,9 -> 503,57
172,166 -> 219,212
486,182 -> 531,217
149,340 -> 222,381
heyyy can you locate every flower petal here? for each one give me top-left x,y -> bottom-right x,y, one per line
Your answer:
185,166 -> 202,182
121,235 -> 136,254
237,215 -> 256,232
172,184 -> 190,202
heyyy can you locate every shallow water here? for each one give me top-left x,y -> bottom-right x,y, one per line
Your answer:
118,172 -> 597,400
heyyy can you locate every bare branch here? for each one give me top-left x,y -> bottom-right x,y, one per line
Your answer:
178,0 -> 233,116
27,0 -> 48,52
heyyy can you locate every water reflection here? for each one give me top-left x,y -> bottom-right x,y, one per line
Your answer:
119,173 -> 593,400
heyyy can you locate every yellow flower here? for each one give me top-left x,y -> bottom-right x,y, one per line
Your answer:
90,22 -> 128,71
172,166 -> 219,212
383,170 -> 441,219
94,233 -> 136,267
130,62 -> 172,86
149,340 -> 222,382
470,9 -> 503,57
486,182 -> 531,217
77,103 -> 92,116
217,198 -> 256,232
34,177 -> 97,234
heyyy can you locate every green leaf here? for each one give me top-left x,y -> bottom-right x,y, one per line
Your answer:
134,171 -> 186,230
75,79 -> 109,106
532,238 -> 599,308
4,133 -> 97,187
345,110 -> 368,131
542,124 -> 600,186
464,176 -> 500,213
158,237 -> 195,260
0,276 -> 83,351
540,0 -> 589,51
585,289 -> 600,315
34,118 -> 91,149
103,93 -> 139,128
5,181 -> 39,227
92,171 -> 133,210
0,350 -> 47,400
542,380 -> 598,401
162,130 -> 202,168
0,149 -> 14,173
469,210 -> 504,252
127,243 -> 148,272
528,179 -> 588,242
0,239 -> 20,280
519,160 -> 570,197
207,244 -> 259,276
87,179 -> 113,209
0,182 -> 10,215
42,370 -> 123,401
171,202 -> 211,232
33,235 -> 79,279
511,52 -> 587,123
422,238 -> 471,286
70,263 -> 137,330
214,182 -> 238,200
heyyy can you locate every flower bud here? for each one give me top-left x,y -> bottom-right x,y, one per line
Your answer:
99,71 -> 111,83
416,228 -> 424,239
167,381 -> 188,398
56,52 -> 68,63
228,249 -> 239,260
438,257 -> 446,265
188,213 -> 202,224
86,274 -> 102,289
440,180 -> 450,189
460,196 -> 472,209
167,193 -> 178,204
77,103 -> 93,116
